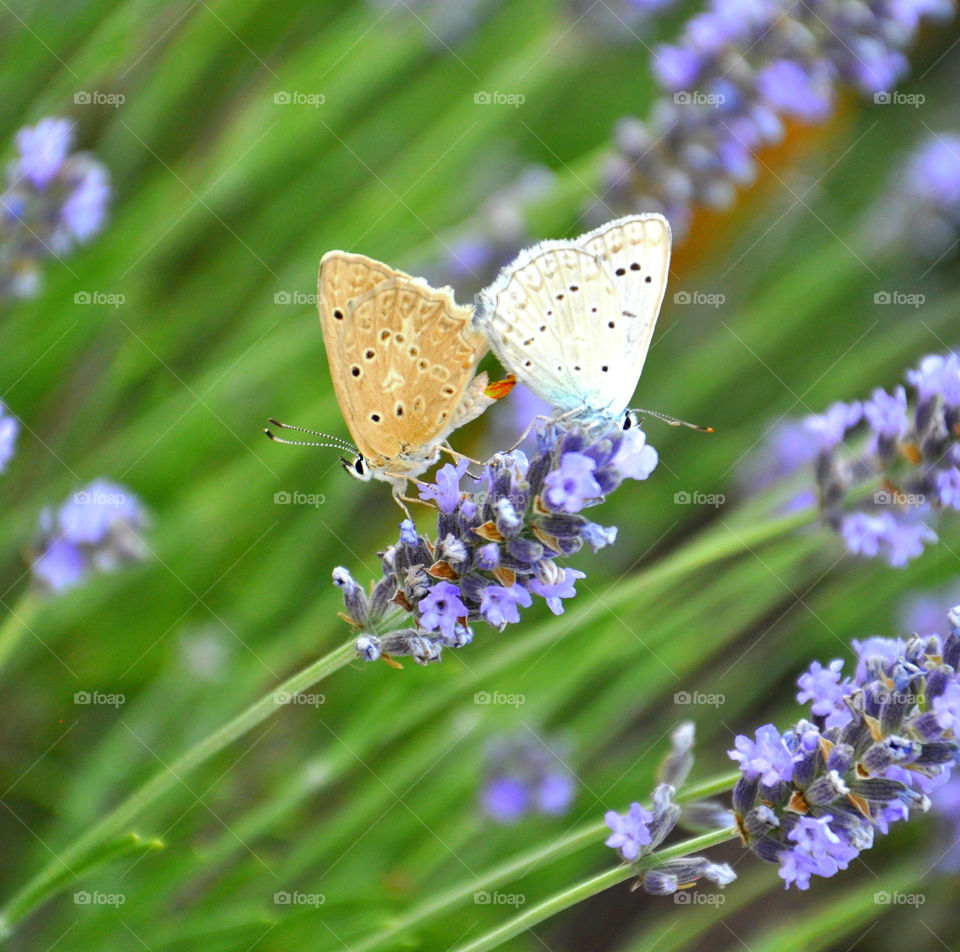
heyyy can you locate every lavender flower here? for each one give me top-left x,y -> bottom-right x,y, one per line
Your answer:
745,352 -> 960,566
1,117 -> 111,299
731,610 -> 960,891
481,734 -> 575,824
0,402 -> 18,473
599,0 -> 955,239
32,480 -> 148,593
869,132 -> 960,259
606,781 -> 736,894
335,417 -> 658,664
728,724 -> 799,786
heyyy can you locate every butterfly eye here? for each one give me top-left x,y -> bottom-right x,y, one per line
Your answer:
621,410 -> 638,431
354,457 -> 365,476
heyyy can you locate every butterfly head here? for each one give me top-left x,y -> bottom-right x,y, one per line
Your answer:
620,410 -> 639,432
340,453 -> 372,482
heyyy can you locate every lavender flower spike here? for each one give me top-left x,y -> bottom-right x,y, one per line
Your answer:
334,417 -> 658,664
731,610 -> 960,890
0,403 -> 18,474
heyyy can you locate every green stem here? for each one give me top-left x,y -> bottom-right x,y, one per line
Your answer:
0,593 -> 42,677
355,772 -> 741,952
0,637 -> 357,938
452,828 -> 739,952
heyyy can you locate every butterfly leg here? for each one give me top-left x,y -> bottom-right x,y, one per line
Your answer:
503,412 -> 572,453
440,443 -> 482,466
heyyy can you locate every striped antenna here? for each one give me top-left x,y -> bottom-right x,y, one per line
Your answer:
632,408 -> 713,433
264,419 -> 358,452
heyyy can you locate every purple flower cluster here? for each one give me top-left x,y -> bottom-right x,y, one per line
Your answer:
747,352 -> 960,566
869,132 -> 960,260
0,402 -> 18,474
1,117 -> 111,299
32,480 -> 148,593
600,0 -> 955,239
335,420 -> 658,664
730,610 -> 960,889
605,783 -> 736,894
481,734 -> 575,824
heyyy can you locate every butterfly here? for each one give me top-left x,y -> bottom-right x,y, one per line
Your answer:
277,251 -> 509,503
474,214 -> 671,431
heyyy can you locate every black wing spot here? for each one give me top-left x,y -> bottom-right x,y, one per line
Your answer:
396,333 -> 405,343
630,262 -> 641,271
556,293 -> 564,301
371,413 -> 381,422
539,324 -> 547,332
333,309 -> 344,320
396,404 -> 404,417
573,365 -> 581,372
380,329 -> 390,340
365,349 -> 375,359
524,360 -> 532,367
645,275 -> 652,283
523,337 -> 534,346
351,366 -> 361,377
569,284 -> 579,292
443,385 -> 455,396
608,321 -> 615,328
591,307 -> 598,313
409,346 -> 419,356
615,267 -> 626,276
601,365 -> 609,372
418,359 -> 429,370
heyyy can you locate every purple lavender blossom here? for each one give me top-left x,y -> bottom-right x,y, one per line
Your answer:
417,581 -> 468,641
339,418 -> 656,663
14,118 -> 73,188
32,480 -> 148,593
862,387 -> 908,441
543,453 -> 602,512
480,583 -> 532,629
526,567 -> 586,615
600,0 -> 954,238
418,459 -> 469,513
734,614 -> 960,892
728,724 -> 798,786
482,734 -> 575,824
605,802 -> 654,861
2,117 -> 111,299
0,403 -> 18,473
613,427 -> 659,480
778,815 -> 860,890
803,401 -> 863,449
840,511 -> 937,567
796,660 -> 853,729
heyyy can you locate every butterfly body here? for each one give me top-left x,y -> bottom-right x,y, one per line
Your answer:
318,251 -> 494,493
474,214 -> 671,430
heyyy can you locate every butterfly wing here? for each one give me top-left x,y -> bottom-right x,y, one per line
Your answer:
324,272 -> 490,472
319,250 -> 412,450
475,213 -> 671,421
577,214 -> 671,414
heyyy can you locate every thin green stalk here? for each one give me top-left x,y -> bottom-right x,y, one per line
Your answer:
451,828 -> 739,952
354,773 -> 741,952
0,593 -> 41,677
0,636 -> 357,939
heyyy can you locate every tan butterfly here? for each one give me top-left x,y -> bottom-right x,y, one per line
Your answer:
268,251 -> 512,507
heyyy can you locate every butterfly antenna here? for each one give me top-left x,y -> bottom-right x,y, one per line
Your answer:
633,408 -> 714,433
265,419 -> 357,453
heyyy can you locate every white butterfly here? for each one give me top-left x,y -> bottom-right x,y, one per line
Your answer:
474,214 -> 671,430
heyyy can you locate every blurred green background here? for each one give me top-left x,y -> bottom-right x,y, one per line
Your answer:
2,1 -> 960,949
